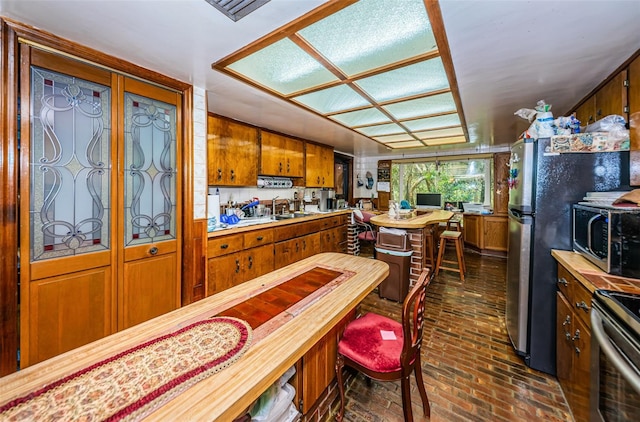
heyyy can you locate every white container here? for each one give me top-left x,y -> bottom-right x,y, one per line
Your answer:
251,383 -> 296,422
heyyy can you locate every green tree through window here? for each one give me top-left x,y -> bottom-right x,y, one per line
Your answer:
391,159 -> 493,207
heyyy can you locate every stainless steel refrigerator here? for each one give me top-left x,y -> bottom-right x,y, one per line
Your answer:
506,137 -> 629,375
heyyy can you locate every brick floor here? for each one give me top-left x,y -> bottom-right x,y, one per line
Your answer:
325,251 -> 573,421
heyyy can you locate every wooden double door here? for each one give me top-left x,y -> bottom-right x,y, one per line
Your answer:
19,48 -> 182,366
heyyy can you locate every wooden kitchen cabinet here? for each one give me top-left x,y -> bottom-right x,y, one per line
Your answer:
493,153 -> 510,214
260,131 -> 304,177
573,69 -> 628,127
462,214 -> 481,248
556,264 -> 592,422
482,215 -> 508,252
207,245 -> 274,296
207,115 -> 259,186
575,96 -> 597,127
274,233 -> 321,268
305,142 -> 334,188
462,214 -> 508,254
298,309 -> 355,415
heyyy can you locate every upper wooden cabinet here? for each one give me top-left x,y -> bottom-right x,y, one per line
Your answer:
574,69 -> 628,127
260,131 -> 304,177
629,55 -> 640,151
207,115 -> 259,186
306,143 -> 334,188
493,152 -> 510,214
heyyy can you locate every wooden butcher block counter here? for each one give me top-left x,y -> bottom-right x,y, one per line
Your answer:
369,209 -> 453,229
0,253 -> 389,421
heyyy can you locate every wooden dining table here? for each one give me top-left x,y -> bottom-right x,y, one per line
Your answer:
0,253 -> 388,421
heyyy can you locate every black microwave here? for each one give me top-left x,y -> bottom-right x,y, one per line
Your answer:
572,204 -> 640,278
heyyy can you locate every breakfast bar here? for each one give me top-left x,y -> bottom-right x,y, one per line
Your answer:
370,210 -> 453,285
0,253 -> 388,421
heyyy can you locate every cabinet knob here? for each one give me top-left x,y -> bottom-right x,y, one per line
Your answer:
575,301 -> 590,312
220,244 -> 229,249
562,315 -> 571,326
557,277 -> 568,287
230,169 -> 235,181
572,329 -> 581,341
217,168 -> 222,180
149,246 -> 158,255
256,236 -> 264,241
279,162 -> 283,172
575,346 -> 581,355
248,255 -> 253,269
235,259 -> 241,273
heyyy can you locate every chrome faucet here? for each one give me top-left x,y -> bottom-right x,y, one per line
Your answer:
272,196 -> 279,219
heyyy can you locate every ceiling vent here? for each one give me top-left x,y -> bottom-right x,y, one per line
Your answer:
204,0 -> 271,22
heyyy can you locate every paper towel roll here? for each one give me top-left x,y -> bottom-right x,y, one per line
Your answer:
207,194 -> 220,222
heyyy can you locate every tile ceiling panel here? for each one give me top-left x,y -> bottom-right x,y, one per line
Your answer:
354,58 -> 449,103
227,38 -> 337,95
329,107 -> 391,127
297,0 -> 436,76
383,92 -> 457,120
215,0 -> 467,150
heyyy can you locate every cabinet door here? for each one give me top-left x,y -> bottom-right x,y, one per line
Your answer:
556,292 -> 573,400
300,232 -> 321,260
571,314 -> 591,422
482,215 -> 508,251
493,153 -> 510,214
575,96 -> 597,127
208,116 -> 258,186
463,215 -> 481,248
321,145 -> 335,188
260,131 -> 285,176
208,253 -> 242,296
244,245 -> 275,282
305,143 -> 322,187
285,136 -> 304,177
274,238 -> 299,269
629,56 -> 640,151
595,71 -> 628,121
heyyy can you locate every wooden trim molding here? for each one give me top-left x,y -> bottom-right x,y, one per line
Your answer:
0,19 -> 20,376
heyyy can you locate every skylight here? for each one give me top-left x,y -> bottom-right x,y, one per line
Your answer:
213,0 -> 467,150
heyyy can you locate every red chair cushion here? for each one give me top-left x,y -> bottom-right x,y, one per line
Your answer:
357,231 -> 376,242
338,312 -> 403,373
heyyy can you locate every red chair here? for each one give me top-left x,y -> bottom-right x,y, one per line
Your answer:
335,268 -> 433,421
353,209 -> 376,254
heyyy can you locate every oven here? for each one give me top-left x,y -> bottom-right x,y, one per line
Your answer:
591,290 -> 640,421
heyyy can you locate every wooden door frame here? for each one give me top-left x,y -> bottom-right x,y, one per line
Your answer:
0,17 -> 196,373
0,19 -> 20,376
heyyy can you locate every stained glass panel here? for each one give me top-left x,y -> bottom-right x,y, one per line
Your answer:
30,67 -> 111,261
123,93 -> 177,246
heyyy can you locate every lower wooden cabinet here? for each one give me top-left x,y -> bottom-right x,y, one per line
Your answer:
294,308 -> 355,415
274,233 -> 321,268
207,214 -> 349,296
207,245 -> 274,296
556,264 -> 592,422
462,213 -> 508,253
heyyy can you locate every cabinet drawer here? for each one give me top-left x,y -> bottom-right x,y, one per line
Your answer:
244,228 -> 274,249
207,234 -> 243,258
274,220 -> 324,242
572,280 -> 592,328
557,264 -> 592,328
557,264 -> 573,299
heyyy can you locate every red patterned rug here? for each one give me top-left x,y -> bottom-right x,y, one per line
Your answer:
0,317 -> 252,421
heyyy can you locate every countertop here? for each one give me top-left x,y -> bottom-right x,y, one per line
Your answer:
552,249 -> 640,295
0,253 -> 389,421
369,210 -> 453,229
208,209 -> 351,238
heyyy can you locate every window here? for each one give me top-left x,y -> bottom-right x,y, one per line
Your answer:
391,158 -> 493,207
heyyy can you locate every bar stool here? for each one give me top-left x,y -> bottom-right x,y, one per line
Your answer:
435,230 -> 466,281
446,214 -> 462,232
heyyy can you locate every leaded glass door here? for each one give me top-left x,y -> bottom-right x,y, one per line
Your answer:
117,77 -> 181,330
20,48 -> 182,367
21,49 -> 117,366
